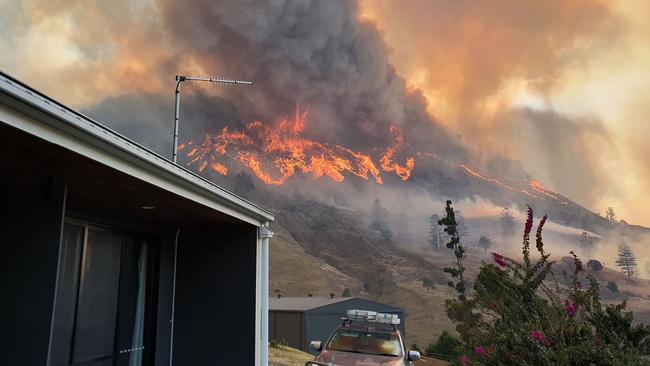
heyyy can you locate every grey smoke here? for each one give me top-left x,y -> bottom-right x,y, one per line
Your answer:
69,0 -> 621,236
83,0 -> 466,161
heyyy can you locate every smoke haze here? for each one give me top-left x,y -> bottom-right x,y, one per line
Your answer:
1,0 -> 650,226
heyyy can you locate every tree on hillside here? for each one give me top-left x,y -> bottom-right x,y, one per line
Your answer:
605,206 -> 617,222
500,207 -> 516,237
616,245 -> 638,279
371,199 -> 393,244
438,200 -> 467,297
428,214 -> 442,249
478,235 -> 492,253
341,288 -> 351,297
233,171 -> 256,198
587,259 -> 603,271
455,210 -> 470,238
579,231 -> 594,248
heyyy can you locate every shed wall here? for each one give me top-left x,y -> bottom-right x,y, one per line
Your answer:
269,311 -> 304,350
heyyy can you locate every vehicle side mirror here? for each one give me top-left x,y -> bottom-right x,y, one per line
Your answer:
408,350 -> 421,361
310,340 -> 322,351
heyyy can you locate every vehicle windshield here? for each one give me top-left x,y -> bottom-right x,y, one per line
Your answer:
326,329 -> 402,357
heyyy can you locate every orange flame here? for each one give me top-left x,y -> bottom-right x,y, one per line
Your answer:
529,180 -> 569,205
182,106 -> 415,185
459,165 -> 571,205
380,127 -> 416,180
181,106 -> 572,208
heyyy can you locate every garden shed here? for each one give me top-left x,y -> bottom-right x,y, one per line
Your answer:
269,297 -> 405,354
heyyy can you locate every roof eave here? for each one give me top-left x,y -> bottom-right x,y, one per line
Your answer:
0,72 -> 274,226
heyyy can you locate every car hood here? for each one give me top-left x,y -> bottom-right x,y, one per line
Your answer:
315,350 -> 404,366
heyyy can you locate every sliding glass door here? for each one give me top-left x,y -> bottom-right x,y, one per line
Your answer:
50,223 -> 157,366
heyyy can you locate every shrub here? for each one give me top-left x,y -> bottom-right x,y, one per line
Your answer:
607,281 -> 619,293
426,330 -> 462,360
440,202 -> 650,365
587,259 -> 603,271
269,338 -> 288,349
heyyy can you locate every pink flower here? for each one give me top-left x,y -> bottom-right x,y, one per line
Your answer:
459,355 -> 470,365
491,252 -> 507,267
535,215 -> 547,252
524,206 -> 534,236
564,300 -> 577,317
531,330 -> 545,342
474,346 -> 485,357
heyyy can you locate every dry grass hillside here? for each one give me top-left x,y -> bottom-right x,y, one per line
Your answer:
268,198 -> 650,351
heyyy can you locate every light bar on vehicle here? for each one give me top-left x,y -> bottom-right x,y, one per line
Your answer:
346,309 -> 401,325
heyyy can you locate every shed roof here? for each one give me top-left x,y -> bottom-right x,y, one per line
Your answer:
269,297 -> 403,313
0,71 -> 274,226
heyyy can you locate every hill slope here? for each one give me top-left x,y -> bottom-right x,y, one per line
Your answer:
268,198 -> 650,349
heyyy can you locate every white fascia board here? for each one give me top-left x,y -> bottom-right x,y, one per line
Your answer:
0,73 -> 274,226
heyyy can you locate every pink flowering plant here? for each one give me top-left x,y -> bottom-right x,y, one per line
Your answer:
439,202 -> 650,365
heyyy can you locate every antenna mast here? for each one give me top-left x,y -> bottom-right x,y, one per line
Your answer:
172,75 -> 253,163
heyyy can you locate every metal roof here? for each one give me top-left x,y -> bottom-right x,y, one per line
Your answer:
269,297 -> 403,312
0,71 -> 274,226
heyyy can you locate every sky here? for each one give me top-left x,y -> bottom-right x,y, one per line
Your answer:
1,0 -> 649,226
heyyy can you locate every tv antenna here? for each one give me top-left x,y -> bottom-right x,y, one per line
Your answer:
172,75 -> 253,163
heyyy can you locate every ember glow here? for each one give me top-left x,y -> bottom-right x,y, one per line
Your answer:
459,165 -> 570,206
181,107 -> 416,185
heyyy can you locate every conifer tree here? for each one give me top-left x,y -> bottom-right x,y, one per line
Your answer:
616,245 -> 637,279
428,214 -> 442,249
371,199 -> 393,244
455,211 -> 470,238
500,207 -> 516,237
579,231 -> 595,254
605,207 -> 617,222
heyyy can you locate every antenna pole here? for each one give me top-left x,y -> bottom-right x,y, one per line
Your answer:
172,76 -> 184,163
172,74 -> 252,163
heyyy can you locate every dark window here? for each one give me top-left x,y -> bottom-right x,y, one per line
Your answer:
51,223 -> 157,366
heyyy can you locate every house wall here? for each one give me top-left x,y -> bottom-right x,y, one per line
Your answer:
173,224 -> 257,365
0,175 -> 66,366
154,236 -> 176,365
0,100 -> 268,365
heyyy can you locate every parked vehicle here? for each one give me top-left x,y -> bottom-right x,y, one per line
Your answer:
305,310 -> 421,366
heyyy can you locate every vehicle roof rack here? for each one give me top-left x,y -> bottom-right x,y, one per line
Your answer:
342,309 -> 400,331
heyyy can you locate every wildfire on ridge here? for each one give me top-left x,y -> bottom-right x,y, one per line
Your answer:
181,106 -> 571,207
459,165 -> 570,205
181,106 -> 416,185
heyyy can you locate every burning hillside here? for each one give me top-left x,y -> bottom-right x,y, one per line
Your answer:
179,104 -> 573,215
180,107 -> 415,185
